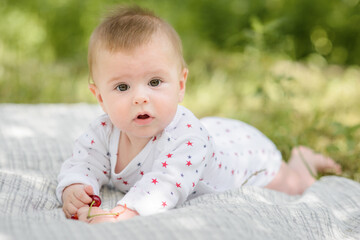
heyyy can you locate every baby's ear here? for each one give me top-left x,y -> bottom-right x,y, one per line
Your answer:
89,84 -> 103,102
178,68 -> 188,102
89,84 -> 107,112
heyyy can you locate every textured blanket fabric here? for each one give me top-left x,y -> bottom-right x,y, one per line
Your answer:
0,104 -> 359,240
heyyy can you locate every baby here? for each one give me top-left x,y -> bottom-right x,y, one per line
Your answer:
56,5 -> 341,224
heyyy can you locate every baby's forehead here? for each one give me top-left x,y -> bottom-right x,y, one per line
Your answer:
95,34 -> 180,63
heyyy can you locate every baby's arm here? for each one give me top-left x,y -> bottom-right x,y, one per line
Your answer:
57,116 -> 112,216
62,184 -> 94,218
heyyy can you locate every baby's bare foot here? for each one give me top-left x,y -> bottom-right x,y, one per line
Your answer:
288,146 -> 342,179
266,146 -> 342,195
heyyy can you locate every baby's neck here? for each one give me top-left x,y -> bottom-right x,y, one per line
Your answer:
120,132 -> 152,150
115,132 -> 152,174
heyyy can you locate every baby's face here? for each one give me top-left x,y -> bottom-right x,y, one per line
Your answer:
90,33 -> 187,140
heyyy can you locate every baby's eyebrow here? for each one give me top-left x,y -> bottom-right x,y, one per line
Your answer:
107,75 -> 127,84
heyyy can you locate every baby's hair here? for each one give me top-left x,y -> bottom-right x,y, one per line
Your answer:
88,5 -> 186,82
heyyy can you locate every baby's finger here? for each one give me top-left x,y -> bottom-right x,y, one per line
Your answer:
84,185 -> 94,196
71,197 -> 90,209
74,189 -> 93,204
77,206 -> 91,223
63,203 -> 78,219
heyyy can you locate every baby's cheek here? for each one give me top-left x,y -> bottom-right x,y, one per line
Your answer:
158,103 -> 178,123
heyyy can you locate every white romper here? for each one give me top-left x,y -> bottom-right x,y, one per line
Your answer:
57,105 -> 282,216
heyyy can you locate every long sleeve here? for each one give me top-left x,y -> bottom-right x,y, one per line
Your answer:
56,115 -> 112,203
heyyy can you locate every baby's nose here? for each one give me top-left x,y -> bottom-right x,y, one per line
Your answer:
133,95 -> 149,105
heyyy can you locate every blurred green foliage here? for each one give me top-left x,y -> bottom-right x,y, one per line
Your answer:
188,0 -> 360,64
1,0 -> 359,101
0,0 -> 359,180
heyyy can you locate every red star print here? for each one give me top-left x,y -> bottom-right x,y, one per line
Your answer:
187,124 -> 192,128
101,122 -> 106,126
231,170 -> 235,175
140,171 -> 144,175
218,163 -> 222,169
103,171 -> 107,174
152,178 -> 158,185
186,141 -> 193,146
123,180 -> 128,185
152,136 -> 157,141
91,139 -> 95,145
186,161 -> 192,166
162,201 -> 167,207
166,153 -> 173,158
176,183 -> 181,188
192,182 -> 195,187
162,161 -> 168,168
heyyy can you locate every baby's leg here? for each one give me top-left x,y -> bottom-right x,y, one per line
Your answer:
265,146 -> 342,195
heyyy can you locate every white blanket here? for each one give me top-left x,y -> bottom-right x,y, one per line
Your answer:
0,104 -> 359,240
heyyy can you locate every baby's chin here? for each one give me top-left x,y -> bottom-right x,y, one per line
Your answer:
123,127 -> 164,140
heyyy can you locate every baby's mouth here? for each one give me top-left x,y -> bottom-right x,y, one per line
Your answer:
134,113 -> 153,125
137,114 -> 150,119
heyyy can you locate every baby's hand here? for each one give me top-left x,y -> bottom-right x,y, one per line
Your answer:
110,205 -> 139,221
77,206 -> 117,224
76,205 -> 139,224
62,184 -> 94,219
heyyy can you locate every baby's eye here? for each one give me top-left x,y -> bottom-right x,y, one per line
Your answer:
116,83 -> 130,91
149,79 -> 162,87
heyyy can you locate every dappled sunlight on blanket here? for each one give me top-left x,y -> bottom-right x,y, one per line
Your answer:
0,232 -> 12,240
2,125 -> 35,138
